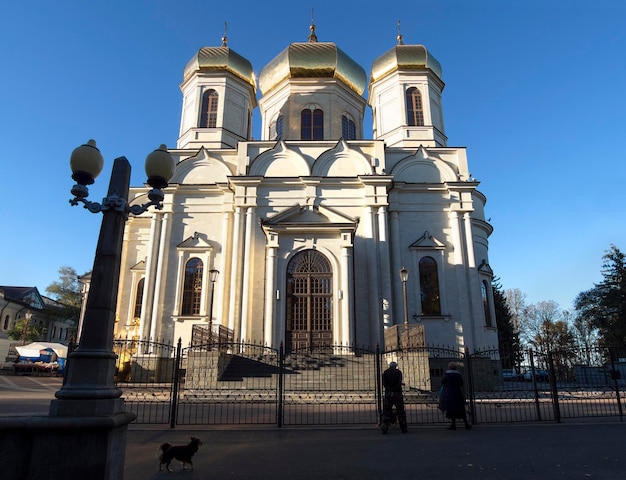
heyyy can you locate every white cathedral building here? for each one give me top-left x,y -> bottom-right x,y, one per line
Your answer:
113,24 -> 497,353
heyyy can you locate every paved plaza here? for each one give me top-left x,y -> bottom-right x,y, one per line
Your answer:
125,421 -> 625,480
2,375 -> 625,479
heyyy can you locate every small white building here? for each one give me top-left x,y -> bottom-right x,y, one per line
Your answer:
114,25 -> 497,353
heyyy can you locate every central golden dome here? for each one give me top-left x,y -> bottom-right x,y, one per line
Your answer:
259,41 -> 367,96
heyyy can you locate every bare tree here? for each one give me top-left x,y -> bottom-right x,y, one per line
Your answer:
504,288 -> 527,334
520,300 -> 577,358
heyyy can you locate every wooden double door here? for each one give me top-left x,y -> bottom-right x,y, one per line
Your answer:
285,250 -> 333,353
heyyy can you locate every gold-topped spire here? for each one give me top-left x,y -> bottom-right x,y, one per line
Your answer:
222,21 -> 228,47
397,20 -> 404,45
308,8 -> 318,42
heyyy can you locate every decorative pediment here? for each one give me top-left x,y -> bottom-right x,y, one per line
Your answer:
249,141 -> 310,177
261,204 -> 358,233
410,231 -> 446,250
312,139 -> 373,177
130,260 -> 146,272
478,259 -> 494,275
392,146 -> 458,183
170,147 -> 232,184
176,232 -> 214,251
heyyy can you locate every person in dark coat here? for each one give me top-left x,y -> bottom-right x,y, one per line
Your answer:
381,361 -> 408,434
439,362 -> 471,430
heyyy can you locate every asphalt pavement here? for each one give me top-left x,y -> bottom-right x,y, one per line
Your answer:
3,375 -> 625,479
124,421 -> 626,480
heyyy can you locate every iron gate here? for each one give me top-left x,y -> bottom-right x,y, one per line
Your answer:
113,338 -> 626,427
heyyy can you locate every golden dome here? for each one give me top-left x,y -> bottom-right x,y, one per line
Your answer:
370,44 -> 442,83
183,46 -> 256,91
258,42 -> 367,96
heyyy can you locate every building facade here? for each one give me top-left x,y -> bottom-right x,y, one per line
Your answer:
0,286 -> 77,361
113,26 -> 497,353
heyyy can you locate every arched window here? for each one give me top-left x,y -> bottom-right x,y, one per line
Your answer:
133,278 -> 145,319
406,87 -> 425,126
286,249 -> 333,352
200,89 -> 219,128
3,315 -> 8,330
341,114 -> 356,140
270,115 -> 284,140
419,256 -> 441,315
482,280 -> 493,327
181,258 -> 204,316
301,108 -> 324,140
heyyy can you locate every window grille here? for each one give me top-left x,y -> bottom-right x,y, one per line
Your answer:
419,256 -> 441,315
406,87 -> 425,126
200,90 -> 219,128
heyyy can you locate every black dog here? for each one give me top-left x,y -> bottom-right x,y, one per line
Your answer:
159,437 -> 202,472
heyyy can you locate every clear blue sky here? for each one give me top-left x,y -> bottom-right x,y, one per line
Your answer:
1,0 -> 624,311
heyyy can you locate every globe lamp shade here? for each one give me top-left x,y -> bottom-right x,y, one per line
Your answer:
70,139 -> 104,185
145,144 -> 175,190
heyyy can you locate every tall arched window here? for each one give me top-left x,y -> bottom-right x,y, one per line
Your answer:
482,280 -> 493,327
406,87 -> 425,126
270,115 -> 284,140
341,114 -> 356,140
200,89 -> 219,128
419,256 -> 441,315
181,258 -> 204,315
286,249 -> 333,352
133,278 -> 145,319
301,108 -> 324,140
3,315 -> 9,330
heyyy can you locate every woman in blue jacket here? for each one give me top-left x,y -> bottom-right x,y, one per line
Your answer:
439,362 -> 471,430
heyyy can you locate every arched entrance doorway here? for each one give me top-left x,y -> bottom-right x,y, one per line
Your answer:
286,249 -> 333,352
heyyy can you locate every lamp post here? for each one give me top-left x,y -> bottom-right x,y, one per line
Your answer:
399,267 -> 409,326
52,139 -> 174,415
208,269 -> 219,343
13,139 -> 174,480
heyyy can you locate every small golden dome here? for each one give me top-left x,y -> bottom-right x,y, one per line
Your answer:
183,46 -> 256,91
370,44 -> 442,83
259,42 -> 367,96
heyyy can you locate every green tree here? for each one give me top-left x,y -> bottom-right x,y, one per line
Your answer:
493,279 -> 521,368
46,266 -> 83,307
574,245 -> 626,347
45,266 -> 82,323
571,310 -> 599,362
7,316 -> 43,342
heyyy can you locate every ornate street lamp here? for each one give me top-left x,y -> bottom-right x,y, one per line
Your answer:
399,267 -> 409,326
53,139 -> 174,416
209,269 -> 219,343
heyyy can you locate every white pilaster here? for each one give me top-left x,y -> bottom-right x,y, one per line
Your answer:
389,210 -> 401,325
377,206 -> 392,332
264,246 -> 277,346
228,207 -> 243,336
340,245 -> 352,346
149,212 -> 170,342
463,212 -> 479,349
217,211 -> 232,328
363,206 -> 380,345
240,207 -> 255,342
140,213 -> 161,342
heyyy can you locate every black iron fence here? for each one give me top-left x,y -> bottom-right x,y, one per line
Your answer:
111,338 -> 626,428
